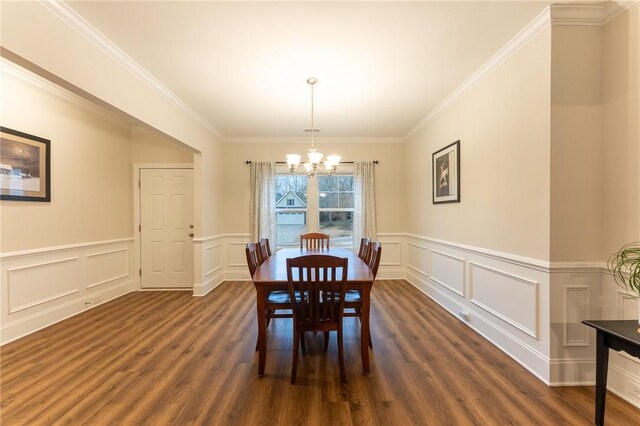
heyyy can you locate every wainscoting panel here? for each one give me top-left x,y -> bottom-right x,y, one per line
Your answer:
8,257 -> 80,314
407,243 -> 428,276
86,248 -> 129,289
469,262 -> 539,339
379,241 -> 401,266
562,286 -> 590,347
205,244 -> 223,278
429,249 -> 465,297
227,242 -> 248,268
1,238 -> 134,345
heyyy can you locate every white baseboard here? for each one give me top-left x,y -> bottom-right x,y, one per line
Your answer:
193,270 -> 226,296
1,280 -> 133,345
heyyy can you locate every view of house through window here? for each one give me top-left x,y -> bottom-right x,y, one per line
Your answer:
318,175 -> 354,245
275,174 -> 354,247
275,175 -> 308,246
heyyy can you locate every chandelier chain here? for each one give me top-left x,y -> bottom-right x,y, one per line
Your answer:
310,80 -> 315,149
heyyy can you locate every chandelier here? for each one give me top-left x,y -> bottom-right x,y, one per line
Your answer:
286,78 -> 341,177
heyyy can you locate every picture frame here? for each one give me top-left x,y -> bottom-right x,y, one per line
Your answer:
1,127 -> 51,202
432,140 -> 460,204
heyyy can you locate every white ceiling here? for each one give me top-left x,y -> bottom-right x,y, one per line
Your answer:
67,1 -> 548,139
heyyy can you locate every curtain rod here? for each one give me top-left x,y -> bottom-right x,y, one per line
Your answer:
245,161 -> 378,165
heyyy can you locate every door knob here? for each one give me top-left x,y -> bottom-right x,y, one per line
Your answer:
189,233 -> 194,237
189,224 -> 194,229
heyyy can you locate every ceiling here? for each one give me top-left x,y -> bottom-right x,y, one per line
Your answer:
67,1 -> 548,139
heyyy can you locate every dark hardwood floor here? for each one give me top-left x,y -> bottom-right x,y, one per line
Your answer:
1,280 -> 638,425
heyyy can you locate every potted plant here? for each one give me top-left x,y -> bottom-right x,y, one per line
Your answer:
608,242 -> 640,327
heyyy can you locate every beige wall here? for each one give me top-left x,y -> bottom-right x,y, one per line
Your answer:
602,3 -> 640,255
550,25 -> 603,262
405,28 -> 552,260
0,72 -> 132,252
130,128 -> 194,164
222,141 -> 406,235
199,137 -> 226,237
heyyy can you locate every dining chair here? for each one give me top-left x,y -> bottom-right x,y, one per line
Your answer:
358,237 -> 371,264
246,242 -> 294,350
300,232 -> 330,250
245,242 -> 261,277
257,238 -> 271,264
343,241 -> 382,348
286,254 -> 348,384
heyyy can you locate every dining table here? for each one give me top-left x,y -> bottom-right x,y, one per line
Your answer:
252,247 -> 374,376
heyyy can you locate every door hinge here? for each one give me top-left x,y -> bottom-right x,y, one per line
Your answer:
138,224 -> 141,232
139,269 -> 142,276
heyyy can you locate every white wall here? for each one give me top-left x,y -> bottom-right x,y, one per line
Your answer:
1,69 -> 132,253
1,63 -> 135,344
222,141 -> 406,235
405,29 -> 552,261
131,128 -> 194,164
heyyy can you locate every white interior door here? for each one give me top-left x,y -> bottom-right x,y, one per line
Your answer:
140,168 -> 194,289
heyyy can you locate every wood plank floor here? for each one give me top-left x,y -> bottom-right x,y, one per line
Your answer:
1,280 -> 639,425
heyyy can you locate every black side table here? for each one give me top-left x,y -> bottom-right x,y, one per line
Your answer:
582,320 -> 640,425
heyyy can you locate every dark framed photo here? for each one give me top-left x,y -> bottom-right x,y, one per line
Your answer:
1,127 -> 51,202
432,140 -> 460,204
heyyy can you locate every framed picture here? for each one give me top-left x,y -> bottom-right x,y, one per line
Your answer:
1,127 -> 51,202
432,140 -> 460,204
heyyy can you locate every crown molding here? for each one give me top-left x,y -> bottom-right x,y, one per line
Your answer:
1,58 -> 130,129
38,0 -> 222,138
223,136 -> 406,144
550,1 -> 637,26
405,6 -> 552,139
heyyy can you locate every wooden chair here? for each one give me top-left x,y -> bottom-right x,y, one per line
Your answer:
245,242 -> 261,277
286,255 -> 348,384
343,241 -> 382,348
257,238 -> 271,264
246,242 -> 294,351
358,237 -> 371,264
300,232 -> 330,250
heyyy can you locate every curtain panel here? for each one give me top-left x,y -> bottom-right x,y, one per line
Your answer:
353,161 -> 377,252
250,162 -> 277,245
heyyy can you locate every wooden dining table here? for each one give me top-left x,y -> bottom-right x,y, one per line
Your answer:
252,247 -> 374,376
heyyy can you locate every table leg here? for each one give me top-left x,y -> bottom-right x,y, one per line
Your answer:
256,286 -> 267,376
360,284 -> 371,374
595,331 -> 609,426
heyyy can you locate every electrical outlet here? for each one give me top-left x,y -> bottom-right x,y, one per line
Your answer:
630,384 -> 640,400
459,311 -> 470,323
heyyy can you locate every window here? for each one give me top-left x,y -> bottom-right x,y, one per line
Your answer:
274,173 -> 354,248
275,175 -> 308,247
318,175 -> 354,246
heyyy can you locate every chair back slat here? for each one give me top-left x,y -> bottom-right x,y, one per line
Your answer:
300,233 -> 330,250
358,237 -> 372,263
258,238 -> 271,264
245,242 -> 260,278
368,241 -> 382,279
286,255 -> 347,326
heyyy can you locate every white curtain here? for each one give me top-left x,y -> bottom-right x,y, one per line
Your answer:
250,162 -> 277,244
353,161 -> 377,252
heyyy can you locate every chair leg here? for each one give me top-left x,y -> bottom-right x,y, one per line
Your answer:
368,326 -> 373,349
291,326 -> 299,385
337,325 -> 346,383
266,310 -> 272,328
300,331 -> 306,352
323,331 -> 330,353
